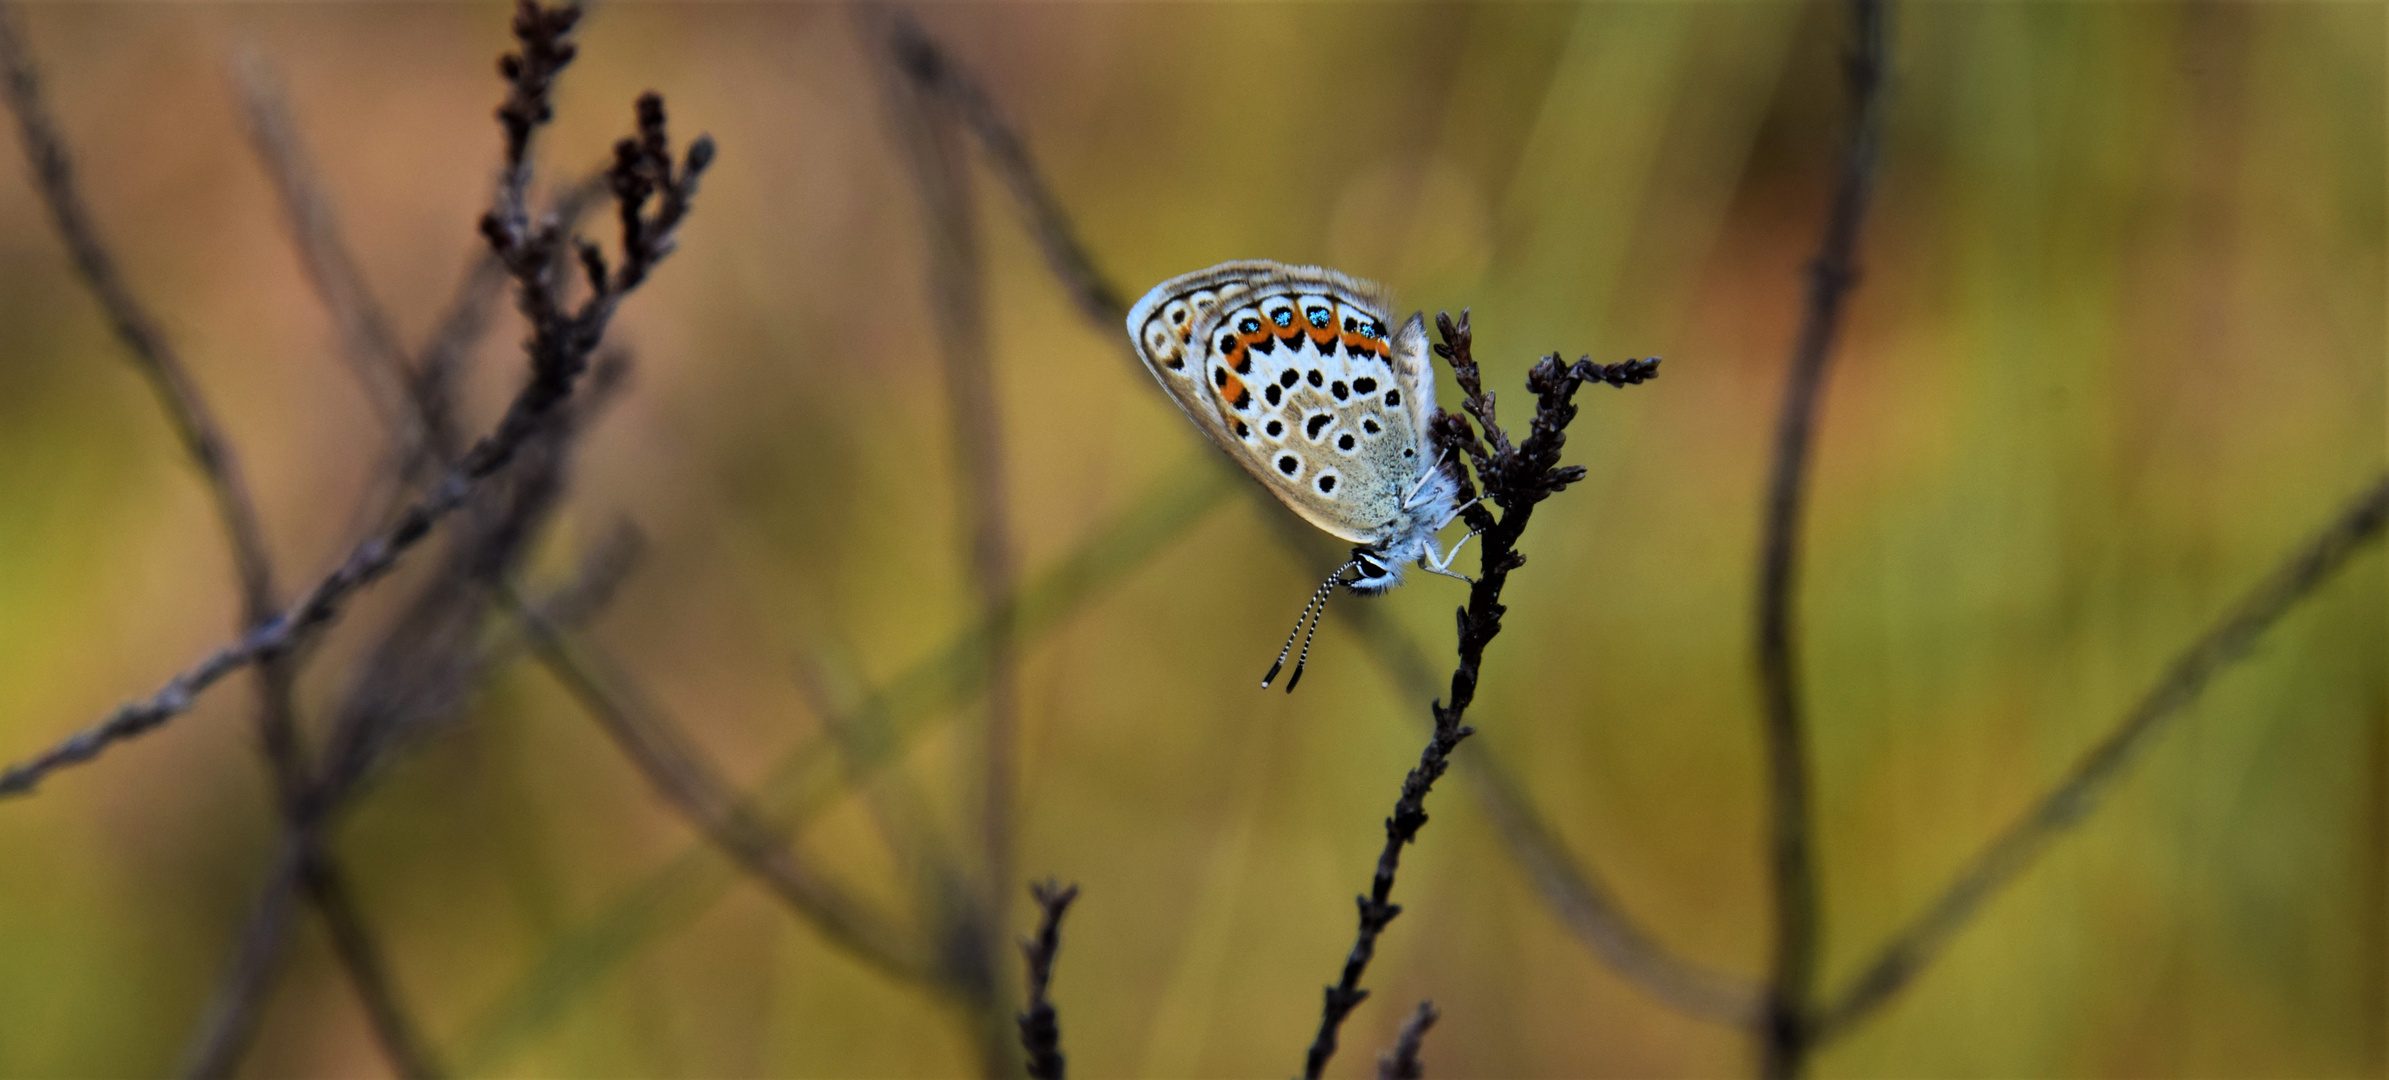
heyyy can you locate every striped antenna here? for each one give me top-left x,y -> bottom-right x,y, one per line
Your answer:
1261,560 -> 1354,691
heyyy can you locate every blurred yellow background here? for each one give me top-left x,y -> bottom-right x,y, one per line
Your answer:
0,2 -> 2379,1077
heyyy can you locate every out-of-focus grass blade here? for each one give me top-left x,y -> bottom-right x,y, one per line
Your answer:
450,452 -> 1235,1072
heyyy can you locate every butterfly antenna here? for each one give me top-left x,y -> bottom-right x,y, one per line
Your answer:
1261,563 -> 1349,690
1285,581 -> 1334,693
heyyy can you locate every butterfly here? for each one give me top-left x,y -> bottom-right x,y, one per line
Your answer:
1127,261 -> 1477,691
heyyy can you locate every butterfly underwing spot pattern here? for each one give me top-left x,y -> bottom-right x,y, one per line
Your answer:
1127,261 -> 1479,690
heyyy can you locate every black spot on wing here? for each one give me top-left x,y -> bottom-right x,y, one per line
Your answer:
1354,377 -> 1377,393
1264,383 -> 1282,406
1306,414 -> 1332,439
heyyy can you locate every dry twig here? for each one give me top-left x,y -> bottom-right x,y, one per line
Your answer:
1016,880 -> 1078,1080
0,0 -> 711,800
1812,471 -> 2389,1041
1749,0 -> 1885,1073
1375,1001 -> 1440,1080
0,9 -> 440,1076
1301,311 -> 1657,1079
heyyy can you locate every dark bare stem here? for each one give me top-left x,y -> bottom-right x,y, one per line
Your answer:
508,590 -> 933,986
1752,0 -> 1885,1074
0,0 -> 301,799
230,48 -> 419,449
186,506 -> 641,1079
1262,517 -> 1762,1026
865,7 -> 1020,1066
1017,880 -> 1077,1080
302,857 -> 442,1078
0,0 -> 709,800
1813,472 -> 2389,1041
881,13 -> 1122,327
0,4 -> 282,630
182,840 -> 446,1080
447,456 -> 1239,1074
178,840 -> 306,1080
3,14 -> 440,1077
1375,1001 -> 1440,1080
1303,312 -> 1657,1080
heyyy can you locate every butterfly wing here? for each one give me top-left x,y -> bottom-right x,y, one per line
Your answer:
1129,261 -> 1433,546
1127,261 -> 1270,452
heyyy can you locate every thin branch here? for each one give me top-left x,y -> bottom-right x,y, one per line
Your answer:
0,0 -> 302,801
1375,1001 -> 1440,1080
305,857 -> 442,1077
506,588 -> 934,986
450,455 -> 1238,1074
1,13 -> 441,1077
178,839 -> 307,1079
881,12 -> 1123,327
865,9 -> 1022,1068
1017,880 -> 1077,1080
1301,312 -> 1658,1079
0,3 -> 282,629
1262,508 -> 1762,1026
0,0 -> 710,799
1813,471 -> 2389,1041
180,303 -> 626,1080
1750,0 -> 1885,1074
230,47 -> 418,449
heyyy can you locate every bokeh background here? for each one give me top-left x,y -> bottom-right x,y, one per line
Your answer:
0,2 -> 2380,1077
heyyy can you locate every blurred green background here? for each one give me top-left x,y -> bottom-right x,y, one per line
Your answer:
0,2 -> 2380,1077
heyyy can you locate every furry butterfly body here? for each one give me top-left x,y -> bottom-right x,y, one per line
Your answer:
1128,261 -> 1476,687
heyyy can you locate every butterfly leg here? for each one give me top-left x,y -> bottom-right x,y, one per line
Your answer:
1418,529 -> 1478,584
1402,448 -> 1457,510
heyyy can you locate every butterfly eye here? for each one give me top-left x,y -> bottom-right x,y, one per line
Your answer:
1307,307 -> 1330,328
